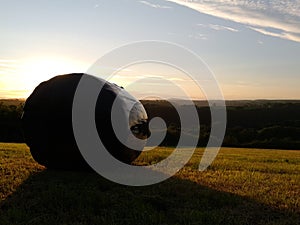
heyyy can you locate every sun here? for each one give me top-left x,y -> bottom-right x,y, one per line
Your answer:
17,56 -> 88,98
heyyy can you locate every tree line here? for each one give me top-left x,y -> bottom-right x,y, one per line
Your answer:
142,100 -> 300,150
0,101 -> 24,142
0,99 -> 299,149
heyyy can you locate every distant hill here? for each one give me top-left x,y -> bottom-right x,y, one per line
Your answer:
141,99 -> 300,150
0,99 -> 25,106
151,99 -> 300,107
2,98 -> 300,107
1,98 -> 300,149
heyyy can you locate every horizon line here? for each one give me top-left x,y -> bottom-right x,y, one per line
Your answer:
1,97 -> 300,101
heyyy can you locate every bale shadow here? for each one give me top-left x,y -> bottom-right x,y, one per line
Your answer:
0,169 -> 299,225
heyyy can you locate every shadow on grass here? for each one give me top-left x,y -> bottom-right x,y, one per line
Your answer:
0,169 -> 299,225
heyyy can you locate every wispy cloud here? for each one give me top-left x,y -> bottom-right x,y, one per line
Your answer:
257,40 -> 264,45
139,0 -> 172,9
0,59 -> 20,98
0,68 -> 17,75
0,89 -> 28,99
198,23 -> 239,32
188,32 -> 207,40
166,0 -> 300,42
0,59 -> 19,75
249,26 -> 300,43
168,77 -> 185,81
0,59 -> 18,63
0,63 -> 17,68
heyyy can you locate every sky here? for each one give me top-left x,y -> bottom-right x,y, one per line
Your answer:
0,0 -> 299,100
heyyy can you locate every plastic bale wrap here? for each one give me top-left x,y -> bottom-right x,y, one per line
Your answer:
22,73 -> 150,170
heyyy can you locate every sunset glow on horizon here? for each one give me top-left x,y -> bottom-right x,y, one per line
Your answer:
1,0 -> 299,100
0,57 -> 88,99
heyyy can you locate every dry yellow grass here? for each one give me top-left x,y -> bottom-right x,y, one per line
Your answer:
0,143 -> 299,225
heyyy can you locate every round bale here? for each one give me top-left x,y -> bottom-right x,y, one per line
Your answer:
22,73 -> 150,170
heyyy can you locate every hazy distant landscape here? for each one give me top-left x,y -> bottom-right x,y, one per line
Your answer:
0,98 -> 299,224
143,99 -> 300,150
3,98 -> 299,150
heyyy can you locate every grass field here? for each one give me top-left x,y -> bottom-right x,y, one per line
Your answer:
0,143 -> 299,225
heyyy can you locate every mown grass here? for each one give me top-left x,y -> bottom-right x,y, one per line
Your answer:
0,143 -> 299,225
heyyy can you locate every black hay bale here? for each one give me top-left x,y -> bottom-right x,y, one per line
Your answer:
22,73 -> 150,170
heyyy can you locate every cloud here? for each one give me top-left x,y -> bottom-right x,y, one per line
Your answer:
0,59 -> 19,74
198,23 -> 239,32
0,89 -> 28,99
0,59 -> 18,63
209,24 -> 239,32
249,26 -> 300,43
168,77 -> 185,81
0,68 -> 17,73
0,63 -> 17,68
188,33 -> 207,40
166,0 -> 300,42
139,0 -> 172,9
257,40 -> 264,45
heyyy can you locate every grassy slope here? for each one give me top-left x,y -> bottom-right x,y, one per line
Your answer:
0,143 -> 299,225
